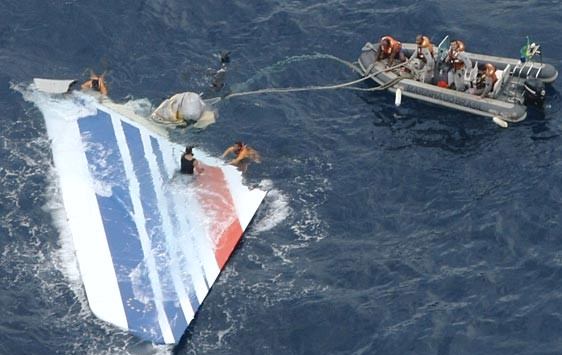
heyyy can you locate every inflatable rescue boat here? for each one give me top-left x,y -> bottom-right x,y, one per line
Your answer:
358,35 -> 558,124
24,79 -> 266,344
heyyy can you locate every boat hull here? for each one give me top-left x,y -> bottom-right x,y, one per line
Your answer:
358,41 -> 557,122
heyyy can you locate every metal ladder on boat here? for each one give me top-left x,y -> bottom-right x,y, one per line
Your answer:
501,63 -> 527,104
503,61 -> 545,103
510,61 -> 543,79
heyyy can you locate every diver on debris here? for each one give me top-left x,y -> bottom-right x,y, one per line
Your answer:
211,50 -> 231,91
180,146 -> 204,176
221,141 -> 261,172
444,40 -> 472,91
409,34 -> 435,83
81,71 -> 108,95
468,63 -> 498,98
375,35 -> 406,67
211,65 -> 227,90
219,50 -> 230,64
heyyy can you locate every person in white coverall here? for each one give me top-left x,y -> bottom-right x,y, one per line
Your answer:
444,40 -> 472,91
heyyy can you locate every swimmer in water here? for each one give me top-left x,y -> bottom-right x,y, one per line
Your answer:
81,71 -> 108,95
221,141 -> 261,172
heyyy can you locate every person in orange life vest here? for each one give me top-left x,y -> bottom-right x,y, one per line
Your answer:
409,34 -> 435,83
469,63 -> 498,98
375,35 -> 406,67
81,71 -> 108,95
444,40 -> 472,91
221,141 -> 261,172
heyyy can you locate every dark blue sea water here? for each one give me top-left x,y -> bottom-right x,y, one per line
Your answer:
2,1 -> 562,354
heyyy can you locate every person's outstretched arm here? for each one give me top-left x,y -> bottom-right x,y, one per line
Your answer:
221,146 -> 235,158
99,77 -> 108,95
229,149 -> 248,165
247,148 -> 261,163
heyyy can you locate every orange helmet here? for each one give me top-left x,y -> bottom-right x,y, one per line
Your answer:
381,35 -> 394,48
452,40 -> 465,52
416,35 -> 431,48
484,63 -> 496,76
381,36 -> 389,45
449,40 -> 465,59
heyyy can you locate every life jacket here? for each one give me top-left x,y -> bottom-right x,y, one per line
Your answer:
416,36 -> 434,62
381,35 -> 402,56
448,40 -> 466,71
488,72 -> 498,85
180,155 -> 196,174
451,57 -> 464,71
475,65 -> 497,89
484,64 -> 498,85
449,51 -> 466,70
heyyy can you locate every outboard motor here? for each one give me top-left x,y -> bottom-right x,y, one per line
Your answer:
524,78 -> 546,106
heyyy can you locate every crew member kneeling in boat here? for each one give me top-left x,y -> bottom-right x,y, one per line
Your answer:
409,34 -> 435,83
469,63 -> 498,98
444,40 -> 472,91
222,141 -> 261,173
180,146 -> 204,177
81,71 -> 108,96
375,35 -> 406,68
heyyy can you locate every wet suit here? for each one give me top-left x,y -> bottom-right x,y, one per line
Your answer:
180,154 -> 196,175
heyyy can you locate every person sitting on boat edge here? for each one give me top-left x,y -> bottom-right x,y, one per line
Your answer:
221,141 -> 261,173
375,35 -> 406,68
180,146 -> 204,176
444,40 -> 472,91
81,71 -> 108,95
468,63 -> 498,98
409,34 -> 435,83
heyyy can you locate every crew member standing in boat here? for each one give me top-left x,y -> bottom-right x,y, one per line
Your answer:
444,40 -> 472,91
410,34 -> 435,83
375,35 -> 406,67
180,146 -> 204,177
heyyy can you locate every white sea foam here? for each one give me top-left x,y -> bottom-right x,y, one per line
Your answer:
15,83 -> 98,121
251,179 -> 291,233
122,97 -> 154,117
44,165 -> 88,308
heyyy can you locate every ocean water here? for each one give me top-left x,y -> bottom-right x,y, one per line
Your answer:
1,1 -> 562,354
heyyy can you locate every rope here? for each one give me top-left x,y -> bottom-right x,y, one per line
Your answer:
221,61 -> 409,100
236,52 -> 364,89
345,75 -> 409,92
